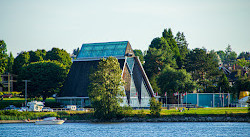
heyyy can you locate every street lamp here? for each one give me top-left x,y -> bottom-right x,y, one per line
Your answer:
22,80 -> 31,107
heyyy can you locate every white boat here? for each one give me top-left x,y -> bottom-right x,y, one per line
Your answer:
35,117 -> 65,125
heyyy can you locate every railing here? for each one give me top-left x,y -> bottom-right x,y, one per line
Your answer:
162,104 -> 197,108
52,108 -> 93,112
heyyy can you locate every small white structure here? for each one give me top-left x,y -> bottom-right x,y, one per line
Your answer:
66,105 -> 76,110
27,101 -> 44,112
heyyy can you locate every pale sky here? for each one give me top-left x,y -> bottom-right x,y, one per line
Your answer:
1,0 -> 249,57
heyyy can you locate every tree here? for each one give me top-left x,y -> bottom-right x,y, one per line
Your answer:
28,50 -> 46,63
6,52 -> 14,73
216,50 -> 226,64
12,52 -> 30,75
0,40 -> 8,80
175,32 -> 189,68
185,48 -> 219,92
73,47 -> 80,57
144,37 -> 176,79
17,61 -> 68,100
133,49 -> 144,63
149,97 -> 162,117
236,58 -> 250,69
238,52 -> 250,60
224,45 -> 237,65
162,28 -> 182,68
88,57 -> 124,119
218,74 -> 230,93
144,37 -> 176,94
157,66 -> 196,95
46,48 -> 72,69
232,77 -> 250,98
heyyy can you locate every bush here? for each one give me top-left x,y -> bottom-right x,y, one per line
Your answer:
137,109 -> 146,118
150,97 -> 162,117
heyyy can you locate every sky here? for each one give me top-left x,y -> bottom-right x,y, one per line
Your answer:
1,0 -> 250,57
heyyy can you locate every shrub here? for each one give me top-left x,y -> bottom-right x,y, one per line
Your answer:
150,97 -> 162,117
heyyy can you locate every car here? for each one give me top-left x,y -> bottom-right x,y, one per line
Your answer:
42,107 -> 53,112
18,107 -> 29,112
4,105 -> 19,110
3,94 -> 13,98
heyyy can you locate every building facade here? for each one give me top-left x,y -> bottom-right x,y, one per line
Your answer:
57,41 -> 156,108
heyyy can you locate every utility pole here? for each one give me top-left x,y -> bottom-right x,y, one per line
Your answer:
22,80 -> 31,107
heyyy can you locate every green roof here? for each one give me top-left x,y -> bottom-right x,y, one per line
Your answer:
77,41 -> 128,59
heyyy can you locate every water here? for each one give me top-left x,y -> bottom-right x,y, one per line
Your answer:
0,122 -> 249,137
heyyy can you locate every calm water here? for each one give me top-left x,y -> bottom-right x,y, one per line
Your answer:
0,122 -> 249,137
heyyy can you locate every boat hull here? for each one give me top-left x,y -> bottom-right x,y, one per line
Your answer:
35,120 -> 65,125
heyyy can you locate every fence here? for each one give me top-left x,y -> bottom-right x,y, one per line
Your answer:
162,104 -> 196,108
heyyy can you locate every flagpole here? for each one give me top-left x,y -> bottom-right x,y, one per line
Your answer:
178,92 -> 179,108
186,92 -> 187,107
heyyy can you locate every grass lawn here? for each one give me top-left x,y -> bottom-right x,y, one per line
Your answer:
2,97 -> 56,102
0,97 -> 57,109
130,107 -> 249,116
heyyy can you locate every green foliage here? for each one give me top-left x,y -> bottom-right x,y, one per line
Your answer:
144,37 -> 176,79
158,66 -> 196,95
46,48 -> 72,69
216,50 -> 226,64
185,48 -> 219,92
149,97 -> 162,117
88,57 -> 124,119
236,58 -> 250,68
6,52 -> 14,73
175,32 -> 189,68
0,40 -> 8,81
162,28 -> 182,68
238,52 -> 250,60
144,28 -> 189,93
29,50 -> 44,63
73,47 -> 80,56
232,77 -> 250,97
133,49 -> 144,63
218,74 -> 230,93
17,60 -> 68,100
13,51 -> 30,75
224,45 -> 237,65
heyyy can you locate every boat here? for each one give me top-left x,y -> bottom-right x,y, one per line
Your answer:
35,117 -> 65,125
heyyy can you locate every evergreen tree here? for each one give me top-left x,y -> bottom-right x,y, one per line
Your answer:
162,28 -> 182,68
133,49 -> 144,63
73,47 -> 80,56
185,48 -> 219,92
88,57 -> 124,119
224,45 -> 237,65
175,32 -> 189,68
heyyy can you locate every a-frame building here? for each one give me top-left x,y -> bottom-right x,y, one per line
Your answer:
57,41 -> 155,107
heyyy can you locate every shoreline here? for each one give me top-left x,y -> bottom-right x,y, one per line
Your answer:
1,115 -> 249,124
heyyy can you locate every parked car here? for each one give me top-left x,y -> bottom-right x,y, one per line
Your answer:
3,94 -> 13,98
4,105 -> 19,110
42,107 -> 53,112
18,107 -> 29,112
